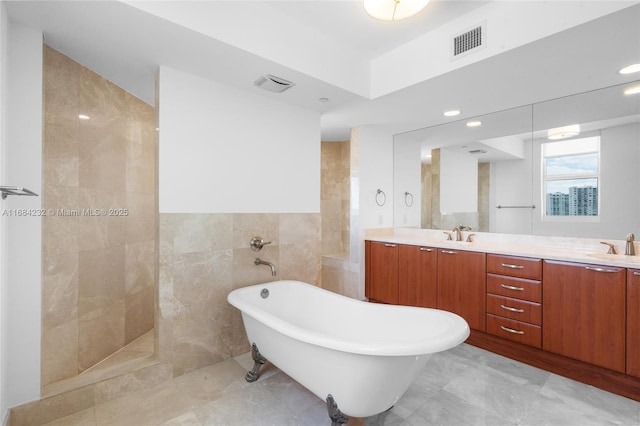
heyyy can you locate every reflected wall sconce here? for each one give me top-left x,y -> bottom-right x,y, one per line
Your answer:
364,0 -> 430,21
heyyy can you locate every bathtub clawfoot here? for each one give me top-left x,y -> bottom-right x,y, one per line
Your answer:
245,343 -> 267,382
326,394 -> 349,426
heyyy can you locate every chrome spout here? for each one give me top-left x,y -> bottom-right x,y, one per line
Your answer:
626,233 -> 635,256
254,258 -> 277,276
452,227 -> 462,241
600,241 -> 616,254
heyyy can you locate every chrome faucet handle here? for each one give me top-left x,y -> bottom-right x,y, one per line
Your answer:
600,241 -> 616,255
250,236 -> 272,252
443,232 -> 453,241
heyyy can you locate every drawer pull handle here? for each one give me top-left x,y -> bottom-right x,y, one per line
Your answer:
501,304 -> 525,313
441,250 -> 457,255
419,247 -> 434,252
585,266 -> 618,273
501,263 -> 524,269
635,271 -> 640,276
384,244 -> 397,248
500,325 -> 525,335
500,284 -> 525,291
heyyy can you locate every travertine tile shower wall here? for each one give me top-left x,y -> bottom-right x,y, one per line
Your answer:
320,141 -> 349,255
158,212 -> 321,376
41,46 -> 156,387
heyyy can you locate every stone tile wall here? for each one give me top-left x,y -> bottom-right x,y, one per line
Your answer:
321,141 -> 349,255
41,46 -> 156,387
158,212 -> 321,377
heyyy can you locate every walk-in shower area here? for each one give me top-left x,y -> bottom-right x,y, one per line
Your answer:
41,46 -> 157,396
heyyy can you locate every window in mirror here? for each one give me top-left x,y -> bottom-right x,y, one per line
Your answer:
542,136 -> 600,217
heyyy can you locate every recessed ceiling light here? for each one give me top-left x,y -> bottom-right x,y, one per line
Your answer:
624,84 -> 640,95
319,98 -> 329,103
78,114 -> 90,120
466,121 -> 482,127
619,64 -> 640,75
444,110 -> 460,117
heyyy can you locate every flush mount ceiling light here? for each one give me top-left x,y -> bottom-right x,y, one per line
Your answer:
364,0 -> 430,21
624,84 -> 640,95
254,74 -> 295,93
466,120 -> 482,127
444,110 -> 460,117
619,64 -> 640,75
78,114 -> 90,120
547,124 -> 580,140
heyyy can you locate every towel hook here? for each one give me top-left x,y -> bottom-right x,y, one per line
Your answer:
375,189 -> 386,206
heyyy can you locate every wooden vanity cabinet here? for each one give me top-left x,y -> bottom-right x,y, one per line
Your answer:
627,268 -> 640,378
365,241 -> 399,304
398,244 -> 437,308
365,241 -> 437,307
486,254 -> 543,348
543,260 -> 626,373
437,249 -> 486,331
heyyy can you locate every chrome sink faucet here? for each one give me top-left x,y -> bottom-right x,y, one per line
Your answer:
626,233 -> 635,256
452,227 -> 462,241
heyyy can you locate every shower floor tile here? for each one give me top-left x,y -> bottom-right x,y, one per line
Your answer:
42,343 -> 640,426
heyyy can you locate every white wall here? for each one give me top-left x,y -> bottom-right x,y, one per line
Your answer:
357,126 -> 394,230
3,22 -> 42,411
440,149 -> 478,213
158,66 -> 320,214
491,142 -> 534,235
354,125 -> 394,299
0,2 -> 7,421
393,138 -> 421,227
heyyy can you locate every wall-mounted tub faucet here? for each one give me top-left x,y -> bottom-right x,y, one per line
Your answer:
250,236 -> 272,252
254,258 -> 277,276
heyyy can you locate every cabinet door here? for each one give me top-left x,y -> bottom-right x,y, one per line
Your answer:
628,268 -> 640,377
367,241 -> 399,304
399,245 -> 437,308
543,260 -> 626,373
437,249 -> 486,331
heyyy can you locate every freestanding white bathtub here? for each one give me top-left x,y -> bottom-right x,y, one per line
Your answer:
227,280 -> 469,423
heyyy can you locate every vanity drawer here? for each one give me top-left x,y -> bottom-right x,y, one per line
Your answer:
487,274 -> 542,303
487,294 -> 541,325
487,254 -> 542,280
487,314 -> 541,348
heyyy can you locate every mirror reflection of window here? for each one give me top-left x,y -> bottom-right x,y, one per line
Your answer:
542,136 -> 600,217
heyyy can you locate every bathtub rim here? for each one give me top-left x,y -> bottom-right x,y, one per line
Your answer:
228,280 -> 470,357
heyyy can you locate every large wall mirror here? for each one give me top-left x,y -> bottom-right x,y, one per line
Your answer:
393,81 -> 640,239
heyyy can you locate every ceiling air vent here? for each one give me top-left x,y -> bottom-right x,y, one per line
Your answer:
468,149 -> 487,154
254,74 -> 295,93
451,22 -> 486,60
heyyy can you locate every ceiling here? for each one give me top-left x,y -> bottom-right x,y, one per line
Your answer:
5,1 -> 640,141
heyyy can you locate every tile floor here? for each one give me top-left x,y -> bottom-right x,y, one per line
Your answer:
42,343 -> 640,426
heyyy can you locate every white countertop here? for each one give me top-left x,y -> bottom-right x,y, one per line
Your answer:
364,228 -> 640,270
